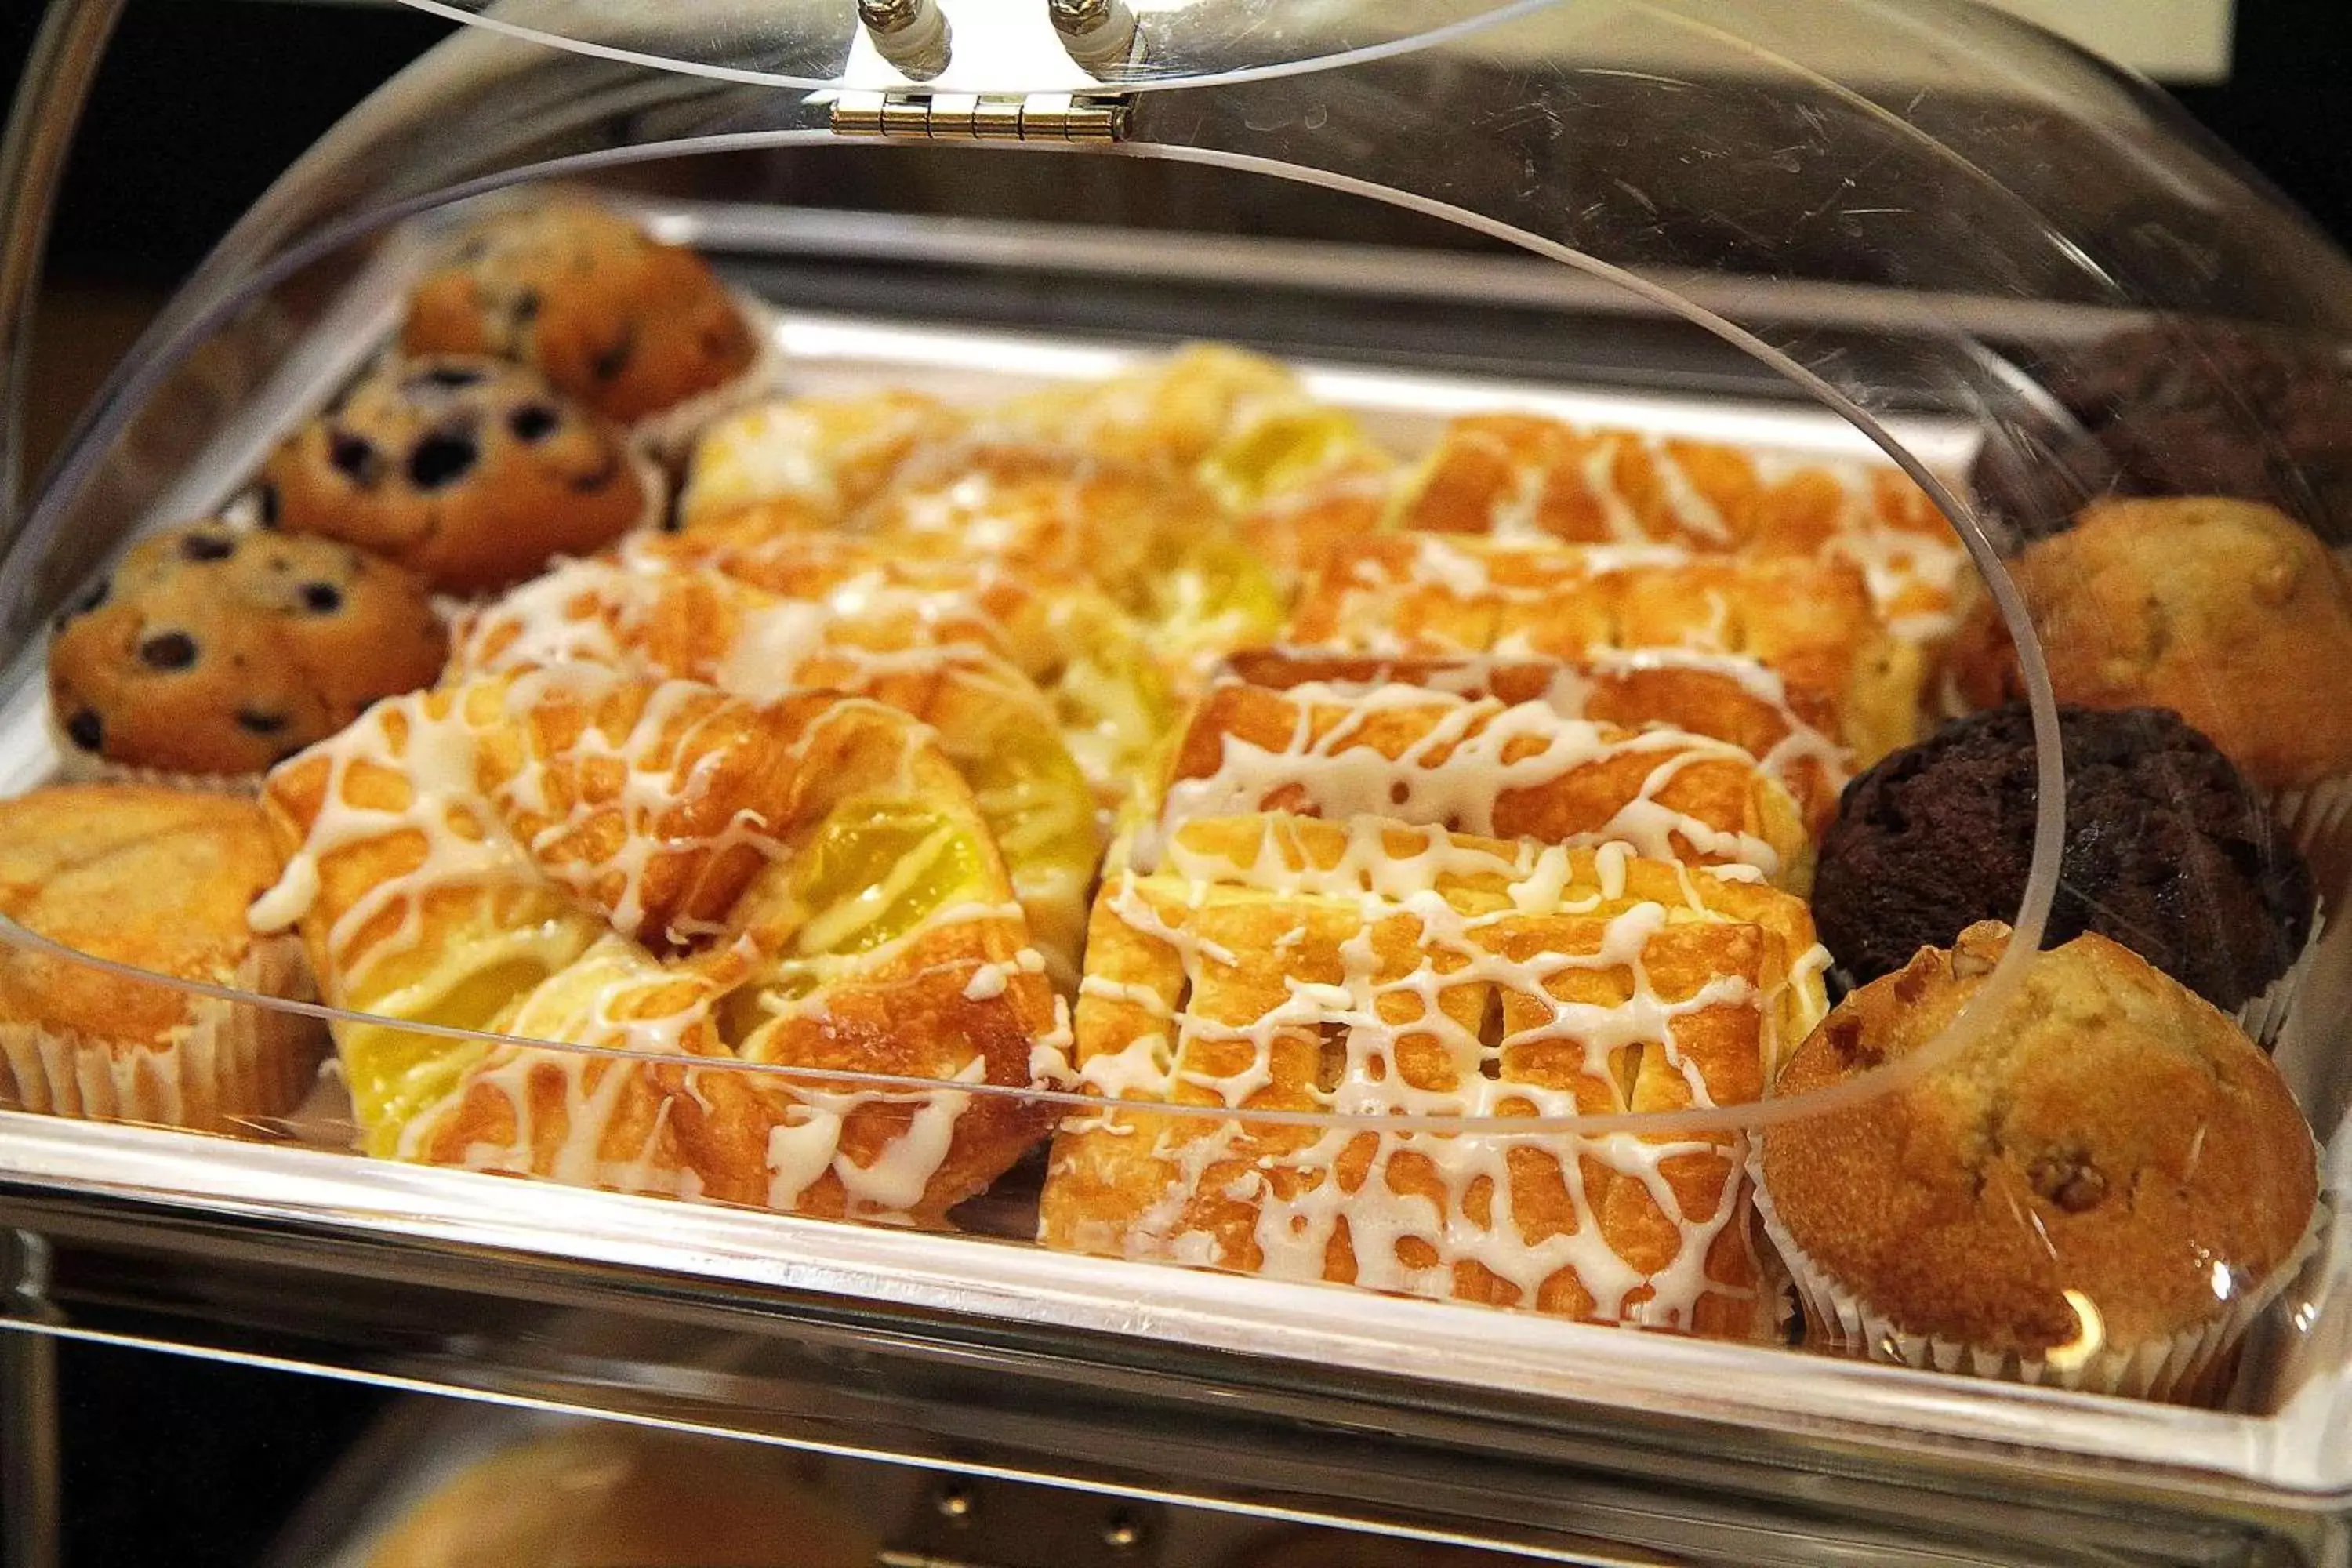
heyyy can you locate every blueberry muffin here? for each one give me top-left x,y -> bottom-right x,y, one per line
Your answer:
401,200 -> 759,424
1757,924 -> 2317,1401
49,522 -> 447,779
260,356 -> 651,594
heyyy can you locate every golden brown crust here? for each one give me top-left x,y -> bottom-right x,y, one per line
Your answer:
853,441 -> 1228,604
0,786 -> 286,1044
1947,497 -> 2352,792
402,200 -> 757,423
1158,681 -> 1811,887
1762,923 -> 2318,1354
1043,816 -> 1824,1335
262,356 -> 647,595
1218,649 -> 1847,833
47,524 -> 445,776
1397,412 -> 1949,554
1290,535 -> 1921,763
260,671 -> 1061,1223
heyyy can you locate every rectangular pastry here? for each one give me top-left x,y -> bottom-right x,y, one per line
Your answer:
1142,676 -> 1813,890
1288,535 -> 1921,763
1394,411 -> 1964,641
1040,814 -> 1828,1337
1218,648 -> 1849,835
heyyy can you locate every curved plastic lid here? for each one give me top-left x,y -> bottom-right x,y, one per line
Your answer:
388,0 -> 1544,93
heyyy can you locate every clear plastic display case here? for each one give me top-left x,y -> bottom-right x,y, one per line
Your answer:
6,3 -> 2352,1564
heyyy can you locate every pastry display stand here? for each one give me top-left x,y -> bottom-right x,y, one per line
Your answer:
6,4 -> 2352,1565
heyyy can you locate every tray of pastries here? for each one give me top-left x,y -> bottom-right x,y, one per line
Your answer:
2,193 -> 2345,1460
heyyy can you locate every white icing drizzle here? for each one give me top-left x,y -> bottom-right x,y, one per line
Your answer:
1415,416 -> 1963,639
256,667 -> 1055,1221
764,1056 -> 988,1217
1152,682 -> 1790,880
1063,820 -> 1810,1328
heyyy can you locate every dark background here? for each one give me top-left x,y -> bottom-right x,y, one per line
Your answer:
0,3 -> 2348,1564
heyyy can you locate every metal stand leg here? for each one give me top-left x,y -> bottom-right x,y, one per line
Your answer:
2,1231 -> 60,1568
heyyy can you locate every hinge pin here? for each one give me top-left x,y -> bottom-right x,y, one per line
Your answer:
831,90 -> 1128,143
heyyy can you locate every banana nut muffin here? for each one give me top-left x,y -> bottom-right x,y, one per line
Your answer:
0,784 -> 325,1134
1947,496 -> 2352,797
1759,923 -> 2316,1397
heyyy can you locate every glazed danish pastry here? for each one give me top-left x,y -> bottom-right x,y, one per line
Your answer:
452,556 -> 1100,983
1289,535 -> 1922,763
677,388 -> 966,531
1218,649 -> 1849,834
1394,412 -> 1963,641
1040,814 -> 1828,1335
252,668 -> 1062,1223
1140,677 -> 1813,891
983,343 -> 1315,474
645,521 -> 1178,804
849,441 -> 1284,683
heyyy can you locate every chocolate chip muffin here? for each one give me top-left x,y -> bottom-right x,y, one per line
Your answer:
49,522 -> 447,779
1970,321 -> 2352,546
260,356 -> 651,595
1947,496 -> 2352,800
402,200 -> 758,424
1757,924 -> 2318,1401
1814,703 -> 2314,1019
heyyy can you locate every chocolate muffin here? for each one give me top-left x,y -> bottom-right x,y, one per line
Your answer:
1813,702 -> 2313,1018
1971,321 -> 2352,545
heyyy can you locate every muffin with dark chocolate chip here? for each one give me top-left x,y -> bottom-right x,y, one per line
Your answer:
1755,923 -> 2318,1403
48,521 -> 447,781
401,199 -> 759,426
1813,702 -> 2314,1027
261,355 -> 652,594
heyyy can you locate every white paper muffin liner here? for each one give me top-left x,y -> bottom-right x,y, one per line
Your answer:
0,935 -> 327,1137
2235,908 -> 2325,1053
46,707 -> 266,797
2268,772 -> 2352,865
1749,1142 -> 2325,1404
627,290 -> 789,466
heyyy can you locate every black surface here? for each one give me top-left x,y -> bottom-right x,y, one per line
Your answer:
50,1339 -> 390,1568
2,1 -> 2350,287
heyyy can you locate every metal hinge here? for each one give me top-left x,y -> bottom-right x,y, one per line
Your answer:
830,89 -> 1129,143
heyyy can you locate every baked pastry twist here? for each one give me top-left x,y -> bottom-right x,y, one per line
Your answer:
452,555 -> 1099,983
1138,673 -> 1813,891
1218,649 -> 1849,834
1396,412 -> 1963,641
254,667 -> 1062,1222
